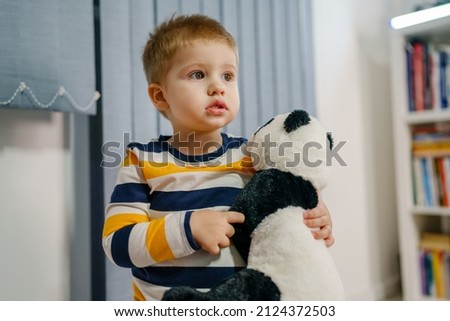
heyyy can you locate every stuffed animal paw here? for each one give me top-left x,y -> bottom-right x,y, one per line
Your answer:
162,268 -> 280,301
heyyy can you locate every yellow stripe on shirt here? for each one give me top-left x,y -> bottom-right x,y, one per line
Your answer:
146,218 -> 175,262
103,213 -> 149,238
122,150 -> 139,167
132,281 -> 146,301
140,156 -> 254,180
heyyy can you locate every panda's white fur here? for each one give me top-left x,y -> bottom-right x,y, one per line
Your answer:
247,111 -> 345,300
248,112 -> 331,191
248,207 -> 345,300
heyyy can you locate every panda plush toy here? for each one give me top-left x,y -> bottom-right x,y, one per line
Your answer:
162,109 -> 345,301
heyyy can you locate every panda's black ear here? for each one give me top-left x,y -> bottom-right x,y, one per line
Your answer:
327,132 -> 334,150
284,110 -> 310,133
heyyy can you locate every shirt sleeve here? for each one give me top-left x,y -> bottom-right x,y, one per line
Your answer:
102,147 -> 200,268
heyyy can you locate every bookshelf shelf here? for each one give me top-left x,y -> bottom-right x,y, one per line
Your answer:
412,206 -> 450,216
406,110 -> 450,125
389,9 -> 450,301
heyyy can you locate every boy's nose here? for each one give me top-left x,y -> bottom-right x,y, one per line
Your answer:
207,82 -> 225,96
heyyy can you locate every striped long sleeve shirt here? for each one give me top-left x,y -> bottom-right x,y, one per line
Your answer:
102,133 -> 254,300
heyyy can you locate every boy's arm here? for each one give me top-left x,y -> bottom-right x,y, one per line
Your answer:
102,149 -> 199,268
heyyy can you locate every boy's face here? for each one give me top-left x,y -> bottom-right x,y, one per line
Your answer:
155,40 -> 239,136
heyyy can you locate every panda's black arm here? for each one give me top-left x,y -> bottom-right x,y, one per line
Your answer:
230,169 -> 318,263
230,223 -> 251,263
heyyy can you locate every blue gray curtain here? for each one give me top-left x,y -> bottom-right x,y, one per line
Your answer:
0,0 -> 97,114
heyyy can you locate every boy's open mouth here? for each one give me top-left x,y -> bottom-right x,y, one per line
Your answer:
205,101 -> 228,115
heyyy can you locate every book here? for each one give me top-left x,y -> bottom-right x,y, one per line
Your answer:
446,158 -> 450,206
419,248 -> 428,295
425,250 -> 435,296
421,157 -> 433,206
413,41 -> 426,111
426,157 -> 439,206
406,43 -> 416,111
430,45 -> 439,110
418,233 -> 450,298
446,253 -> 450,298
446,47 -> 450,109
424,42 -> 432,110
413,157 -> 426,206
437,158 -> 449,206
439,49 -> 449,108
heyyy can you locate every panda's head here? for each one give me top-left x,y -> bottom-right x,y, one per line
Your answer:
248,109 -> 333,190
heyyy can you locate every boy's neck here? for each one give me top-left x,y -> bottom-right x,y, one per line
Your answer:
168,131 -> 223,155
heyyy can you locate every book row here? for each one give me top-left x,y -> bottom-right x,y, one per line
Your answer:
405,39 -> 450,112
413,156 -> 450,207
412,124 -> 450,207
419,233 -> 450,299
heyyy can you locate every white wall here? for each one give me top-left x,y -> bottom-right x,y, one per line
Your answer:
313,0 -> 405,299
0,109 -> 70,300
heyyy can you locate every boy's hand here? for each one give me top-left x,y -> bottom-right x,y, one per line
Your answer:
303,199 -> 335,247
190,210 -> 245,255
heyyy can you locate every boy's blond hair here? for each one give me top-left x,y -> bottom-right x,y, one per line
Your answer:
142,14 -> 238,85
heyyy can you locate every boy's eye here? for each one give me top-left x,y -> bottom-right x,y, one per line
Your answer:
222,72 -> 234,81
189,71 -> 205,80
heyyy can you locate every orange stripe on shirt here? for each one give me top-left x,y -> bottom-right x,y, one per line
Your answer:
146,218 -> 175,262
103,213 -> 149,238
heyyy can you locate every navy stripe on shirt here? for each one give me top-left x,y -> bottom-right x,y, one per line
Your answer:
110,183 -> 151,203
184,211 -> 201,250
132,266 -> 245,288
127,133 -> 247,163
111,224 -> 135,267
149,187 -> 242,211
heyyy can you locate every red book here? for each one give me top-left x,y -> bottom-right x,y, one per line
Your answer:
436,158 -> 447,206
413,41 -> 425,111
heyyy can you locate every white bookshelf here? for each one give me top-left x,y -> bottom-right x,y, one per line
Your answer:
389,10 -> 450,300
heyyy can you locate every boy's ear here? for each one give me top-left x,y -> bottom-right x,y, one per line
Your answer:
148,84 -> 169,112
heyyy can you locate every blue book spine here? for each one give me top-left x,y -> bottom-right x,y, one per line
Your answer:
406,43 -> 416,111
440,51 -> 448,108
419,249 -> 428,295
425,250 -> 434,296
421,157 -> 432,207
423,43 -> 432,110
